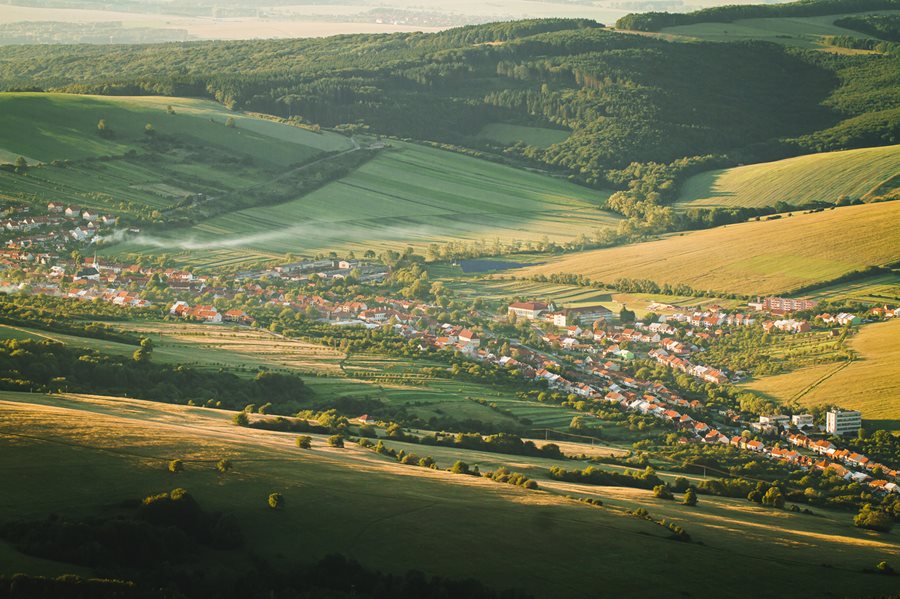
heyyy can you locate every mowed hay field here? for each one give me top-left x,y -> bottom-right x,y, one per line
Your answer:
114,141 -> 617,264
745,319 -> 900,431
677,145 -> 900,209
518,201 -> 900,296
1,392 -> 898,598
0,92 -> 350,165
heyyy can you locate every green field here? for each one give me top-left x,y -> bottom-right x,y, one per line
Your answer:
677,145 -> 900,209
111,141 -> 618,265
475,123 -> 571,148
1,391 -> 897,598
0,319 -> 551,428
519,201 -> 900,296
745,319 -> 900,431
658,11 -> 899,49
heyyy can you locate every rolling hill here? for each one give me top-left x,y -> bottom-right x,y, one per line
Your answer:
516,201 -> 900,296
110,141 -> 618,267
1,391 -> 898,598
0,93 -> 355,221
676,145 -> 900,209
0,93 -> 349,166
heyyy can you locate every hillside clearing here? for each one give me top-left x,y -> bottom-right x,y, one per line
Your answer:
475,123 -> 570,148
658,11 -> 899,49
744,319 -> 900,431
676,145 -> 900,209
516,201 -> 900,296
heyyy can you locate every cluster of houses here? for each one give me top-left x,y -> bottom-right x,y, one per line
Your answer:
784,432 -> 899,493
0,202 -> 124,254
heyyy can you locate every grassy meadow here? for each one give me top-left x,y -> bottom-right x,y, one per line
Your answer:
112,141 -> 617,265
676,145 -> 900,209
475,123 -> 571,148
517,201 -> 900,296
745,319 -> 900,431
0,391 -> 897,598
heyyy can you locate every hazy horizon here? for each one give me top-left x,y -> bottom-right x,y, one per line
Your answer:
0,0 -> 788,44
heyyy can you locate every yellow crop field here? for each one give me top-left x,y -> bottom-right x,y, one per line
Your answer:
517,201 -> 900,295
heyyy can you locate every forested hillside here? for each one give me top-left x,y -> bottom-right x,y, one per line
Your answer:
0,7 -> 897,223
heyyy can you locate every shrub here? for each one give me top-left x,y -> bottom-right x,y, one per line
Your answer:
876,560 -> 895,575
653,484 -> 674,500
168,459 -> 184,473
216,459 -> 232,473
232,412 -> 249,426
327,435 -> 344,448
296,435 -> 312,449
268,492 -> 285,510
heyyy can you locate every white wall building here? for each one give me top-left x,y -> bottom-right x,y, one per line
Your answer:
826,410 -> 861,435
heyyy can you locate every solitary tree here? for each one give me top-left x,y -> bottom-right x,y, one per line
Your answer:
296,435 -> 312,449
683,488 -> 698,506
168,459 -> 184,473
144,123 -> 155,136
268,492 -> 284,510
232,412 -> 249,426
327,435 -> 344,448
216,459 -> 232,473
14,156 -> 27,173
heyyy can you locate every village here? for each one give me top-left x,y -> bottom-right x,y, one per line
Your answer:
0,211 -> 897,496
